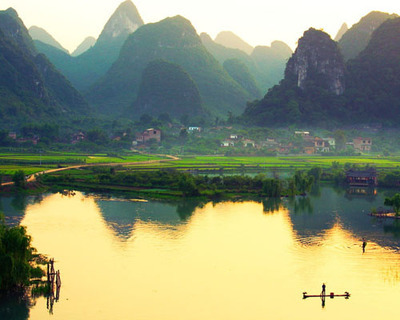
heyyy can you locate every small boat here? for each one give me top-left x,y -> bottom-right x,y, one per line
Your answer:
303,291 -> 350,299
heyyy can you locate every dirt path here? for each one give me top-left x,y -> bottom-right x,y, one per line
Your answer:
1,154 -> 180,187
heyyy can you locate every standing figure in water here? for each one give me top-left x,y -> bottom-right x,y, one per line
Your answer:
362,238 -> 367,253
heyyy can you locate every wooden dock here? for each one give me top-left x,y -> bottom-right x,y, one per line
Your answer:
47,258 -> 61,314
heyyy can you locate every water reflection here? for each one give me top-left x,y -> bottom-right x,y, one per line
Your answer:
94,197 -> 203,241
0,295 -> 31,320
345,187 -> 377,202
262,197 -> 282,213
3,187 -> 400,319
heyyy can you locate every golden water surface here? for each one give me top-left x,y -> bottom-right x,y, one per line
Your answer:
18,192 -> 400,320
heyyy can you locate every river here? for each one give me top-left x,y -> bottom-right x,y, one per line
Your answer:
1,186 -> 400,319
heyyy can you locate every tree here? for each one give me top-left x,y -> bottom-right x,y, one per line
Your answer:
177,175 -> 199,196
384,193 -> 400,216
179,128 -> 188,141
0,214 -> 45,293
308,167 -> 322,182
86,129 -> 109,145
294,170 -> 314,194
12,171 -> 26,190
334,130 -> 346,151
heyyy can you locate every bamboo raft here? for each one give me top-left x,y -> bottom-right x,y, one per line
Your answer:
303,292 -> 350,299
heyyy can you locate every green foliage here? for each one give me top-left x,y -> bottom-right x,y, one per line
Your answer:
223,59 -> 261,98
86,129 -> 109,145
384,193 -> 400,215
35,1 -> 144,91
334,130 -> 346,151
345,17 -> 400,124
88,15 -> 251,118
338,11 -> 398,61
0,218 -> 44,293
132,60 -> 205,119
242,19 -> 400,127
294,170 -> 315,194
307,167 -> 322,182
12,170 -> 26,190
0,9 -> 88,129
262,178 -> 282,197
177,174 -> 199,196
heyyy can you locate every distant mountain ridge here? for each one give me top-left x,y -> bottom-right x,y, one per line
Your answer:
345,17 -> 400,123
87,15 -> 251,119
339,11 -> 398,60
201,33 -> 292,94
0,8 -> 88,128
251,41 -> 292,91
243,28 -> 346,126
243,12 -> 400,127
215,31 -> 253,55
72,36 -> 96,57
35,0 -> 144,91
334,23 -> 348,41
29,26 -> 69,54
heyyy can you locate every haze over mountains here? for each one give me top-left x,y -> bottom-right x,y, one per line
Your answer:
71,37 -> 96,57
35,0 -> 144,91
0,0 -> 399,130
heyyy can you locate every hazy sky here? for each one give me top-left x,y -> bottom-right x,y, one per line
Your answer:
0,0 -> 398,52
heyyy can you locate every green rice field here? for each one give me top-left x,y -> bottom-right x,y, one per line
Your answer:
1,153 -> 400,176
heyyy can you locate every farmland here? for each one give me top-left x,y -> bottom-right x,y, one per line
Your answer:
1,152 -> 400,178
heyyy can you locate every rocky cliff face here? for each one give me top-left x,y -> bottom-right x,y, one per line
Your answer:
96,0 -> 143,46
285,28 -> 345,95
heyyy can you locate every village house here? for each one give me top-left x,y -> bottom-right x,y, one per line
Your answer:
71,132 -> 85,144
314,137 -> 330,153
136,128 -> 161,143
346,168 -> 377,186
278,142 -> 293,154
259,139 -> 278,148
17,137 -> 39,145
295,131 -> 310,138
242,139 -> 256,148
303,140 -> 315,154
323,137 -> 335,149
353,137 -> 372,152
188,127 -> 202,133
221,140 -> 235,147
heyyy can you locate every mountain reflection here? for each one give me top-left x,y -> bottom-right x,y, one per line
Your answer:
94,197 -> 204,241
287,187 -> 400,251
6,189 -> 400,319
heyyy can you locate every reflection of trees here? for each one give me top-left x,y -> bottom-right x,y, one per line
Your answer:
331,185 -> 345,196
33,194 -> 44,204
0,294 -> 31,320
262,198 -> 282,214
11,194 -> 28,212
310,184 -> 321,198
383,220 -> 400,238
289,196 -> 314,214
176,199 -> 205,221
